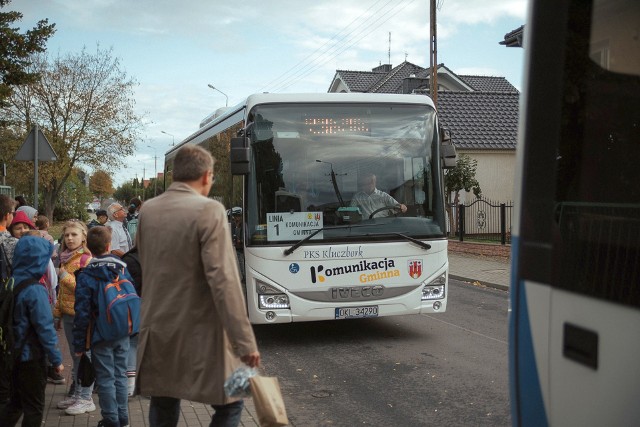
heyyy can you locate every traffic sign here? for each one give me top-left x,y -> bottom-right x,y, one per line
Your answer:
15,126 -> 58,161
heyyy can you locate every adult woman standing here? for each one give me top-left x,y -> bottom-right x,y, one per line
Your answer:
53,220 -> 96,415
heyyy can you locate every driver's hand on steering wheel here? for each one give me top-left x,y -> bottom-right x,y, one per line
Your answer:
398,203 -> 407,213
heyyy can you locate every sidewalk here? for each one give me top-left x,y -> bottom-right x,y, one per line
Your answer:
448,252 -> 511,291
40,251 -> 508,426
42,331 -> 260,427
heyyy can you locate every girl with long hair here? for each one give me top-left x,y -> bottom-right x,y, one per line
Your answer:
53,220 -> 96,415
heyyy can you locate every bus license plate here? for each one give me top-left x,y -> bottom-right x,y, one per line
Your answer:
335,305 -> 379,319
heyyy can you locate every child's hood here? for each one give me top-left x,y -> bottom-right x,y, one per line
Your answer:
79,255 -> 128,281
12,236 -> 53,285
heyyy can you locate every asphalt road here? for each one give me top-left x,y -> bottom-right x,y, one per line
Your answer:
253,278 -> 510,427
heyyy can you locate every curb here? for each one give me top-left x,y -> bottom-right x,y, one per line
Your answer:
450,274 -> 510,292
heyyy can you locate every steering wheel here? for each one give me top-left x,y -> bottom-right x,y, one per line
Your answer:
368,205 -> 403,219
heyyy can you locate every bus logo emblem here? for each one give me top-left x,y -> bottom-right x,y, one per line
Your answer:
310,265 -> 325,283
408,260 -> 422,279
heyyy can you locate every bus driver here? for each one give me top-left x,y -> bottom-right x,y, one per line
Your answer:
350,173 -> 407,218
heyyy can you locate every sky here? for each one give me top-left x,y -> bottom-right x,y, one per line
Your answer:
12,0 -> 527,186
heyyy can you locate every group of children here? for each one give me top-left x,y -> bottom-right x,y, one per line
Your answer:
0,195 -> 141,427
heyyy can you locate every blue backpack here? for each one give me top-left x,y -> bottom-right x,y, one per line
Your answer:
95,268 -> 140,342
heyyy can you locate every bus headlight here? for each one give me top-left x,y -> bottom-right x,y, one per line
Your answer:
256,280 -> 290,309
259,294 -> 290,309
422,273 -> 446,301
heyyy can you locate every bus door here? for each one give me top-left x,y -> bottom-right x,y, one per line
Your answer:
513,0 -> 640,426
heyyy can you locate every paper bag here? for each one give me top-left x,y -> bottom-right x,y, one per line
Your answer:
249,375 -> 289,427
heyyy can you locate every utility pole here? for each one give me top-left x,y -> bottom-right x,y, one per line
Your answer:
142,165 -> 146,201
430,0 -> 438,106
147,145 -> 158,197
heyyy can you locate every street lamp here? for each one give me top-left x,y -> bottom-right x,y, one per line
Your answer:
161,131 -> 175,146
316,160 -> 345,206
137,160 -> 147,200
207,84 -> 228,107
147,145 -> 158,197
315,159 -> 333,169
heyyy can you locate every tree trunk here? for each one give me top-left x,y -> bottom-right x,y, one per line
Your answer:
452,191 -> 460,237
43,188 -> 57,221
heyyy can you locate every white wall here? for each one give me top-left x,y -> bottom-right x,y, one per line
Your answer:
456,150 -> 516,203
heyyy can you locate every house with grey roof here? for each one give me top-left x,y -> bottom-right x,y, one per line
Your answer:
328,61 -> 520,203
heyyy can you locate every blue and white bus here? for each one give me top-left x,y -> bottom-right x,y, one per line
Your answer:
510,0 -> 640,425
165,93 -> 455,324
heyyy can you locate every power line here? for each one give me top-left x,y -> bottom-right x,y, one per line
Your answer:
270,0 -> 417,93
261,0 -> 414,93
258,0 -> 390,92
268,0 -> 407,92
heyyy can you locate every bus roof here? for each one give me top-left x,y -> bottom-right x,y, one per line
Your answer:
241,92 -> 435,109
166,92 -> 435,156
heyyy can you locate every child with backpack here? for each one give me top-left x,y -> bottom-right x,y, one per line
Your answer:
0,236 -> 64,426
73,226 -> 140,427
0,194 -> 18,415
53,220 -> 94,414
121,246 -> 142,397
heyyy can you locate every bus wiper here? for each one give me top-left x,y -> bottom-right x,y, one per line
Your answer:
393,233 -> 432,250
283,224 -> 376,256
361,232 -> 432,251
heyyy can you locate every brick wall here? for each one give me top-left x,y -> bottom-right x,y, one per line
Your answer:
448,240 -> 511,260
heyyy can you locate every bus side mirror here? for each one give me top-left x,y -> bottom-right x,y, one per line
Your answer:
230,137 -> 250,175
440,128 -> 457,169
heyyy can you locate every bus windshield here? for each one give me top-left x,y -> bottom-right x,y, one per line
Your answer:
245,102 -> 446,245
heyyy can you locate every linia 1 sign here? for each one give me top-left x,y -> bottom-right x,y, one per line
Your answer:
266,212 -> 323,242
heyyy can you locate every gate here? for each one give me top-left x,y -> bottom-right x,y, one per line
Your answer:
449,198 -> 513,245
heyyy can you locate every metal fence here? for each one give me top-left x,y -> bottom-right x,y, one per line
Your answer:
449,198 -> 513,245
0,185 -> 14,198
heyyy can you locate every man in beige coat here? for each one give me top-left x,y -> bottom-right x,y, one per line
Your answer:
136,145 -> 260,427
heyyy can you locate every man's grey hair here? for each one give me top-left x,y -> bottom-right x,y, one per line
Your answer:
173,145 -> 215,182
107,202 -> 122,220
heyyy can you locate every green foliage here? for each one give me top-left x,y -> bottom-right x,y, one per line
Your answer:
113,181 -> 138,204
3,45 -> 142,219
0,0 -> 55,108
51,170 -> 91,221
141,177 -> 165,200
445,154 -> 482,201
114,177 -> 165,203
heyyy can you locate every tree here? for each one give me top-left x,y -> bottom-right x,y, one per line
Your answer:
89,169 -> 114,200
113,181 -> 138,205
444,154 -> 482,236
445,154 -> 482,204
53,168 -> 92,221
3,45 -> 142,219
0,0 -> 55,108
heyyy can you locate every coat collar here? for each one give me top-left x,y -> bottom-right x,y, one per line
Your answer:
168,181 -> 202,195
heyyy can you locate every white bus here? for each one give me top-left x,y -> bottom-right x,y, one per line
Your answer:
510,0 -> 640,425
165,93 -> 456,324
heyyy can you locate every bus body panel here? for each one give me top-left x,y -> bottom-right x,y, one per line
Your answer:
546,288 -> 640,426
509,236 -> 549,427
244,239 -> 448,324
510,0 -> 640,425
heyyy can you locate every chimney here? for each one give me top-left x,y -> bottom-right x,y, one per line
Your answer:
372,64 -> 392,73
402,76 -> 430,94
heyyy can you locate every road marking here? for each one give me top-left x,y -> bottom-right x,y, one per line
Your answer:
421,314 -> 508,345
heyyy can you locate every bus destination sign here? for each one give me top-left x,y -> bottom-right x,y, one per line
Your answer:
266,212 -> 324,241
